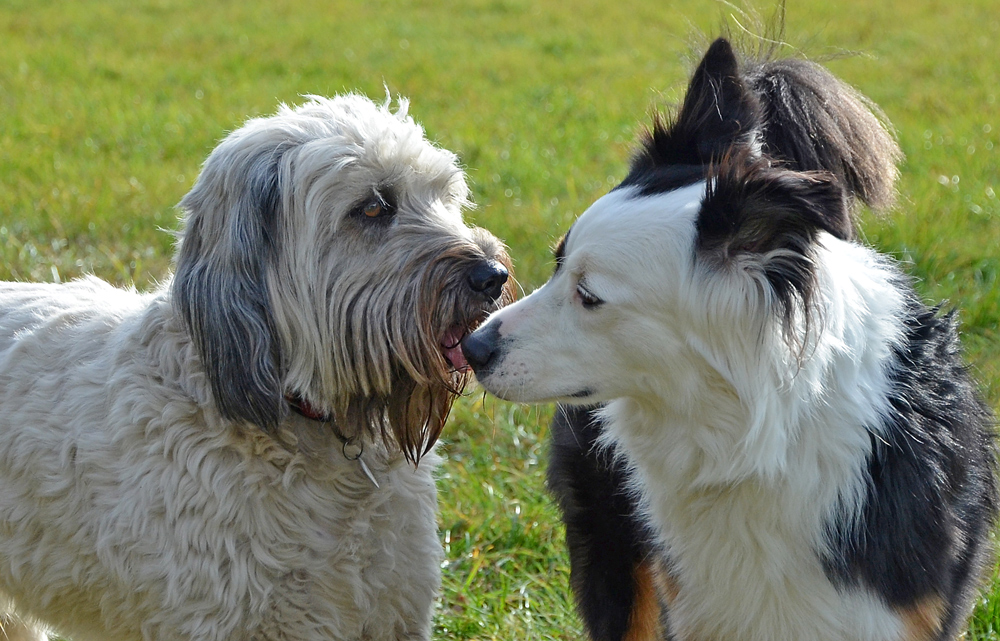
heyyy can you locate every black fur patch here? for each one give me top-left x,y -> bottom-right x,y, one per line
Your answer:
698,154 -> 852,251
547,405 -> 657,641
616,163 -> 707,199
743,57 -> 902,213
553,228 -> 571,274
821,293 -> 998,640
625,39 -> 760,176
696,150 -> 851,334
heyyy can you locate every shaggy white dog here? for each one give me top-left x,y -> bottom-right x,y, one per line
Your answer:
0,95 -> 512,641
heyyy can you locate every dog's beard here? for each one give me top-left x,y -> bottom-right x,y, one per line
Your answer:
291,248 -> 514,463
374,250 -> 514,462
335,375 -> 458,464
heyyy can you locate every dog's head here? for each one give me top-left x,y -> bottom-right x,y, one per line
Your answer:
172,95 -> 514,461
462,38 -> 899,406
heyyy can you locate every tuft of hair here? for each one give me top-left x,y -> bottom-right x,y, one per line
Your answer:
716,6 -> 903,212
742,56 -> 902,213
633,19 -> 902,219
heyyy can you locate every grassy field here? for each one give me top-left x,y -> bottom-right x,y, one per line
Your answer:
1,0 -> 998,639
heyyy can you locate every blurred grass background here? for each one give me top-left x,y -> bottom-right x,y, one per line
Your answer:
1,0 -> 998,639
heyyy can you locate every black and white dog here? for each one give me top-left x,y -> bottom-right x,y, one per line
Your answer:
462,39 -> 998,641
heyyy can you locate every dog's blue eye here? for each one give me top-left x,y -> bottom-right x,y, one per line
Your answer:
576,284 -> 603,309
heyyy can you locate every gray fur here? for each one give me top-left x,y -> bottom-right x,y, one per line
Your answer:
172,95 -> 512,459
174,143 -> 287,431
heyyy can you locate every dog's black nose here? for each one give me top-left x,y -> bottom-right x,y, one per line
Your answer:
461,321 -> 501,374
468,260 -> 509,301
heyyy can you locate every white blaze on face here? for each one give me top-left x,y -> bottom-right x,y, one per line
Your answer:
473,181 -> 705,403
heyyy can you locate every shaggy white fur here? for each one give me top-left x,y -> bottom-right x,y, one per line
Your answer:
0,95 -> 511,641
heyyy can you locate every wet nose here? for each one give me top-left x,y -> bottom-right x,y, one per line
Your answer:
468,260 -> 509,301
461,321 -> 501,374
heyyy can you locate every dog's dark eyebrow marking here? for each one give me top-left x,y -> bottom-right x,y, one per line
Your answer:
553,228 -> 572,274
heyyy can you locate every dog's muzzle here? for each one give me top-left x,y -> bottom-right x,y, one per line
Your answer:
460,320 -> 501,375
440,260 -> 509,374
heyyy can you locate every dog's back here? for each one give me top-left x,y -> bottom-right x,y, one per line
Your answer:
0,278 -> 142,345
0,279 -> 151,639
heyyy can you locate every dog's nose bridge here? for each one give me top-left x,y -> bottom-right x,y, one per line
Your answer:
467,225 -> 510,260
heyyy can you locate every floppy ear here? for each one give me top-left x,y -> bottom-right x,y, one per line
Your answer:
698,155 -> 852,255
172,146 -> 285,432
636,38 -> 762,169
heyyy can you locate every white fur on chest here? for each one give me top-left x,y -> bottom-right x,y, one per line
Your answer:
614,411 -> 902,641
601,241 -> 912,641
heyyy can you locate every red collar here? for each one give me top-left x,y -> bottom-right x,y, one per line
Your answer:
285,393 -> 331,422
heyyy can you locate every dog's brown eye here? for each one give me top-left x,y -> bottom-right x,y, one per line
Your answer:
363,200 -> 383,217
355,194 -> 396,221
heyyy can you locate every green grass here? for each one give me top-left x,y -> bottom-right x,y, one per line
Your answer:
1,0 -> 999,639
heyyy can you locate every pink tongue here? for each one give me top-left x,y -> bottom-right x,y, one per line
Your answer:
444,344 -> 470,372
441,327 -> 470,372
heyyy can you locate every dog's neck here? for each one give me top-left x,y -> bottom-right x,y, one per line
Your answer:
596,240 -> 917,641
284,392 -> 381,486
283,392 -> 368,448
285,393 -> 331,422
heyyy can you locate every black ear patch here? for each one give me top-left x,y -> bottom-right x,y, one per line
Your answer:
697,151 -> 850,327
698,153 -> 851,253
622,38 -> 762,194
